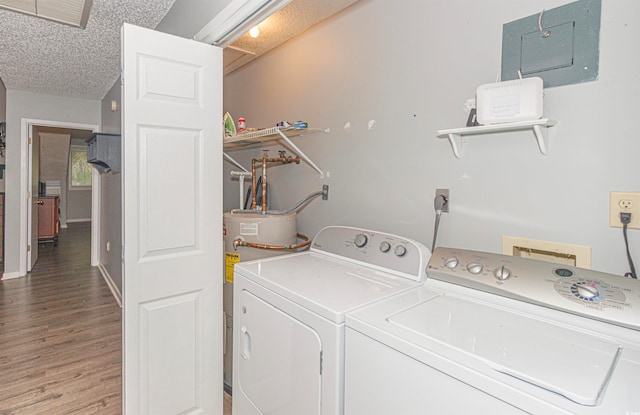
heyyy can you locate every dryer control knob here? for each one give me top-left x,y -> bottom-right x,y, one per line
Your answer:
494,266 -> 512,281
394,245 -> 407,257
575,283 -> 600,299
467,263 -> 483,274
379,241 -> 391,253
354,234 -> 368,248
444,257 -> 459,269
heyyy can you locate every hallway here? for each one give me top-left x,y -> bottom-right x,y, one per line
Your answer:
0,223 -> 122,414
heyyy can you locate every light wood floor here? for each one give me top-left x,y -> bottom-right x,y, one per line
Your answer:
1,223 -> 232,415
1,223 -> 122,415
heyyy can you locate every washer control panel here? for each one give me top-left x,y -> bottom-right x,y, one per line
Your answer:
311,226 -> 431,282
427,247 -> 640,331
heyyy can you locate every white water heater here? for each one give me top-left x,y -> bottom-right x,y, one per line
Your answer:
222,211 -> 297,389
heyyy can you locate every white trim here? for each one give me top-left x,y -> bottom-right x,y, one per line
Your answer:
193,0 -> 291,46
98,263 -> 122,307
90,167 -> 100,266
67,218 -> 92,223
21,118 -> 99,277
2,271 -> 21,280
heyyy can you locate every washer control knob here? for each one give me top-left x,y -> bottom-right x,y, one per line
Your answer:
444,257 -> 459,269
394,245 -> 407,257
354,234 -> 368,248
575,283 -> 600,299
379,241 -> 391,253
467,263 -> 483,274
494,266 -> 512,281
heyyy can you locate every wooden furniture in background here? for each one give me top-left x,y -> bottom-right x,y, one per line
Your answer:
38,196 -> 60,246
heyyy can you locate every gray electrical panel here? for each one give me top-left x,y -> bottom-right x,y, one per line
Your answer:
501,0 -> 601,88
86,133 -> 121,173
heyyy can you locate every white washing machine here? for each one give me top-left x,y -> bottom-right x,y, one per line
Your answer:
344,247 -> 640,414
232,226 -> 431,415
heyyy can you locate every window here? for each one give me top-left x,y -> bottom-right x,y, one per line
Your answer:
69,146 -> 92,189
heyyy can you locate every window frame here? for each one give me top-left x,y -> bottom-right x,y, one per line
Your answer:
68,145 -> 93,191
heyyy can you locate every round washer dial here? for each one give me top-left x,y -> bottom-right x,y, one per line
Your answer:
354,234 -> 368,248
379,241 -> 391,253
394,245 -> 407,257
467,263 -> 483,274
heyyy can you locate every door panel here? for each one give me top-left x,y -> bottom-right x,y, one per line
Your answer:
122,23 -> 222,415
237,289 -> 322,415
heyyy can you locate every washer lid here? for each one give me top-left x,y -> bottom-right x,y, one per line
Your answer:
235,252 -> 419,323
388,294 -> 621,406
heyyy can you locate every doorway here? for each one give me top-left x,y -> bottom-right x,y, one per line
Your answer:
23,119 -> 99,274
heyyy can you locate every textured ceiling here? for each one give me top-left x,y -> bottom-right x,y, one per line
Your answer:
0,0 -> 176,100
225,0 -> 359,74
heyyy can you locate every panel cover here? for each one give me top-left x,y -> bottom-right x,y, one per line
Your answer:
502,0 -> 600,88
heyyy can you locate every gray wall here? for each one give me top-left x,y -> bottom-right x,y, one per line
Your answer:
0,78 -> 5,192
223,0 -> 640,276
155,0 -> 233,39
38,131 -> 71,226
67,187 -> 92,221
99,81 -> 122,295
4,90 -> 100,276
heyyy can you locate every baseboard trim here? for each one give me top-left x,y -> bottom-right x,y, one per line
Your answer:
98,263 -> 122,308
2,271 -> 22,280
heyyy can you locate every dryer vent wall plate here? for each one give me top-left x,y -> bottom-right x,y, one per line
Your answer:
476,77 -> 543,125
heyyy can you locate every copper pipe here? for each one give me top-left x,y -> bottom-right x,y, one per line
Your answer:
233,233 -> 311,251
249,153 -> 301,212
251,158 -> 257,210
262,153 -> 268,212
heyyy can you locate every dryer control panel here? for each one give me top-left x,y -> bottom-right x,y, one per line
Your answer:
311,226 -> 431,282
427,247 -> 640,331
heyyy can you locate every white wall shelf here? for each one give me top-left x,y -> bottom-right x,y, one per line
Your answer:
223,126 -> 329,177
437,118 -> 557,158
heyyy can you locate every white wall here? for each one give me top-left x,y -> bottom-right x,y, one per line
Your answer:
4,90 -> 100,277
223,0 -> 640,275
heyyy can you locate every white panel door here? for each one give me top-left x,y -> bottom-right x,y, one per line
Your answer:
28,124 -> 39,271
121,23 -> 223,415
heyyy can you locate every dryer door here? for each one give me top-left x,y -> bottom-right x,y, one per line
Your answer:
237,289 -> 322,414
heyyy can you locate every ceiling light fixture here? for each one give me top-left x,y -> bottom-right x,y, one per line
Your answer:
0,0 -> 93,29
249,26 -> 260,38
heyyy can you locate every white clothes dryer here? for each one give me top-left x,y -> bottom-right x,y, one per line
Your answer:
344,247 -> 640,415
232,226 -> 431,415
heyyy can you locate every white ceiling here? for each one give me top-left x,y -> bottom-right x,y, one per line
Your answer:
0,0 -> 176,100
0,0 -> 359,101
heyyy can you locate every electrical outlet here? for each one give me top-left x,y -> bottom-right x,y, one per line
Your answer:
436,188 -> 450,213
609,192 -> 640,229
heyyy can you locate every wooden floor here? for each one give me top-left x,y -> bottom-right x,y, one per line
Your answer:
1,223 -> 233,415
0,223 -> 122,415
